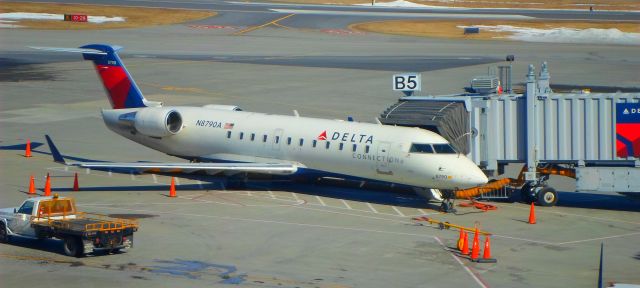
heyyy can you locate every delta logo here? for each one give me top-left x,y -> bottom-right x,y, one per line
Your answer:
317,130 -> 374,144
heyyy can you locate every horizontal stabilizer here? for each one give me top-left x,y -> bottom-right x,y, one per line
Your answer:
28,46 -> 108,55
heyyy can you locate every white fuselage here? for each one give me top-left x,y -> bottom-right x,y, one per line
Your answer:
101,107 -> 488,190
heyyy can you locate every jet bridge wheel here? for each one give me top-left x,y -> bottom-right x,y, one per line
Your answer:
0,222 -> 8,243
63,236 -> 85,258
536,186 -> 558,207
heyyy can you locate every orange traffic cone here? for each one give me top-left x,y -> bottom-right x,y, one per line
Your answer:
169,177 -> 176,197
461,231 -> 469,255
528,202 -> 536,224
28,175 -> 36,195
44,173 -> 51,196
483,236 -> 492,259
24,139 -> 32,158
72,173 -> 79,191
471,227 -> 480,261
457,228 -> 465,251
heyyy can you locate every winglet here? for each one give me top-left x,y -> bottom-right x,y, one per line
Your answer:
45,135 -> 66,164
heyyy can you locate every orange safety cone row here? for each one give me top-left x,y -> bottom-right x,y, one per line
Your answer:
169,177 -> 176,197
457,228 -> 465,251
28,175 -> 36,195
528,202 -> 537,224
72,173 -> 79,191
44,173 -> 51,196
24,139 -> 32,158
471,227 -> 480,261
461,231 -> 469,255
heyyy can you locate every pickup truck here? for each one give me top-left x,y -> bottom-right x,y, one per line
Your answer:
0,194 -> 138,257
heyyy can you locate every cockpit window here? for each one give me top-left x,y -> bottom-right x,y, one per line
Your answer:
433,143 -> 457,154
410,144 -> 434,153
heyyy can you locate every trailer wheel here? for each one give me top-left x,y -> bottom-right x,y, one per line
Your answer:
537,187 -> 558,207
63,236 -> 84,258
0,222 -> 8,244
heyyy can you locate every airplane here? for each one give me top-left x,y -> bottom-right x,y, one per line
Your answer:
35,44 -> 488,204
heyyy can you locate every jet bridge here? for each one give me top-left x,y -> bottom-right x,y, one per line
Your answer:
380,63 -> 640,206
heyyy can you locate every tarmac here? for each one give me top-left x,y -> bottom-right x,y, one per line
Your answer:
1,3 -> 640,287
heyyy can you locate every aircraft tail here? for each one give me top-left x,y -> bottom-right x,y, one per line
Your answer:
80,44 -> 147,109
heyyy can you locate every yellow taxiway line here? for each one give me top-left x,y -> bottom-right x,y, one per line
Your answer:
232,13 -> 295,35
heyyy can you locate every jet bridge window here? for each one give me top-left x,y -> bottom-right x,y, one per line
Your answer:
433,143 -> 457,154
17,200 -> 34,215
410,144 -> 434,154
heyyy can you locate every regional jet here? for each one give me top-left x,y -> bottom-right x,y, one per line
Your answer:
37,44 -> 488,202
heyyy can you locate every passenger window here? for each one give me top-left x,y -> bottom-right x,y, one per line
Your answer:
365,145 -> 370,153
299,139 -> 304,146
410,144 -> 434,153
251,133 -> 255,141
325,142 -> 331,149
275,136 -> 280,144
287,137 -> 292,145
18,201 -> 34,215
432,144 -> 456,154
226,131 -> 231,139
339,143 -> 344,151
239,132 -> 244,140
312,140 -> 317,148
263,135 -> 267,142
352,144 -> 357,152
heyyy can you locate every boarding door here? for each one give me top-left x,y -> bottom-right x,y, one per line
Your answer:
376,142 -> 392,175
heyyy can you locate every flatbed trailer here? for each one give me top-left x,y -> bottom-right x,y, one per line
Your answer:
0,195 -> 138,257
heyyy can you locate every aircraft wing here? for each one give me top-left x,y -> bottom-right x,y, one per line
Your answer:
45,135 -> 297,175
70,161 -> 298,175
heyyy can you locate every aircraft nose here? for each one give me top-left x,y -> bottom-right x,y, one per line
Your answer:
454,158 -> 488,188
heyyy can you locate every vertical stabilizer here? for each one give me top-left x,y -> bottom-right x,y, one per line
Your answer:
80,44 -> 146,109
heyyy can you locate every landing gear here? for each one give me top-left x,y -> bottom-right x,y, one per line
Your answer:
439,200 -> 457,214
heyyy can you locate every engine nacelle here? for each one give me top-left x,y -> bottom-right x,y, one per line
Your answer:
132,108 -> 183,137
202,104 -> 243,111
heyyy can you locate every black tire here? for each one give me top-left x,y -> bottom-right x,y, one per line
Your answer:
520,183 -> 534,203
537,186 -> 558,207
63,236 -> 84,258
0,222 -> 8,244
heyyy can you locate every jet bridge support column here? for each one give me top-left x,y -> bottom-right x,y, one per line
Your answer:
525,65 -> 537,180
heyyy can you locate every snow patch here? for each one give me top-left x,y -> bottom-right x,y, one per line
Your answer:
459,25 -> 640,45
354,0 -> 455,8
0,12 -> 125,24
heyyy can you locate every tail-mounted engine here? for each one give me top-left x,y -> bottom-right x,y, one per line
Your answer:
118,108 -> 183,137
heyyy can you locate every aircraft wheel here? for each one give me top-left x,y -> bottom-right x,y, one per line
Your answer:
536,186 -> 558,207
520,183 -> 534,203
63,236 -> 84,258
0,222 -> 8,244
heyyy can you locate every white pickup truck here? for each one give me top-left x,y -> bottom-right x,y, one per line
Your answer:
0,195 -> 138,257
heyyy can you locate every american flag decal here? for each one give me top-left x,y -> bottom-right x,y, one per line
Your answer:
224,123 -> 235,129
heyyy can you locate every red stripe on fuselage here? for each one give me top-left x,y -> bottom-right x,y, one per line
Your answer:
95,65 -> 131,109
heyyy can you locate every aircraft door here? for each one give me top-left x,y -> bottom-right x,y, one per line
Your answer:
376,142 -> 392,175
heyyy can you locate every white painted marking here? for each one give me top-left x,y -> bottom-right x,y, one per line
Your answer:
291,192 -> 300,201
85,168 -> 90,174
64,166 -> 69,171
197,180 -> 203,189
108,171 -> 112,177
315,196 -> 326,206
392,206 -> 405,217
341,200 -> 353,210
418,209 -> 428,215
556,232 -> 640,245
366,203 -> 378,213
247,191 -> 253,196
152,174 -> 158,183
270,8 -> 534,19
130,173 -> 136,180
434,236 -> 488,288
175,177 -> 181,185
269,191 -> 276,199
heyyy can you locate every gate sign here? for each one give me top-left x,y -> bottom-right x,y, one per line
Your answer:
392,73 -> 421,92
64,14 -> 88,22
616,103 -> 640,158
